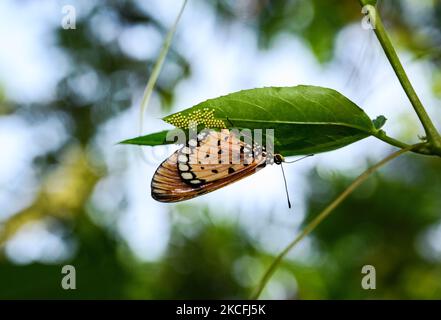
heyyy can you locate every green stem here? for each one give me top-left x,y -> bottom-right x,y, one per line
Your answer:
372,130 -> 432,155
363,4 -> 441,155
250,143 -> 423,300
373,131 -> 409,149
139,0 -> 187,133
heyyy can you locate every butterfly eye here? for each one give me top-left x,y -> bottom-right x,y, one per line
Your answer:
274,154 -> 284,165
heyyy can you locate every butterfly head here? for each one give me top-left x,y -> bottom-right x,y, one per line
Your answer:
274,154 -> 285,165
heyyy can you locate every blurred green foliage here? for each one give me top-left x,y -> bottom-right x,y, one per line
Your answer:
302,154 -> 441,299
1,0 -> 441,299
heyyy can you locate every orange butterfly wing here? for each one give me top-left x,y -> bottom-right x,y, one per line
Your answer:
151,130 -> 268,203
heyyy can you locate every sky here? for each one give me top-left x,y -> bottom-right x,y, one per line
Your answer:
0,0 -> 439,276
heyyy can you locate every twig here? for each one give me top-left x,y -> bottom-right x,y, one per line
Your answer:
250,143 -> 423,299
362,4 -> 441,155
139,0 -> 188,133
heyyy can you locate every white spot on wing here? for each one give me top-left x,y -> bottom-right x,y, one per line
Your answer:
178,154 -> 188,163
189,139 -> 197,147
181,172 -> 193,180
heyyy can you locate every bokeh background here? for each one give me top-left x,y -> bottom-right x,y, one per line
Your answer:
0,0 -> 441,299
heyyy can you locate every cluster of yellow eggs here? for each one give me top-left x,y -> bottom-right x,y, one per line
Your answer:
164,108 -> 226,129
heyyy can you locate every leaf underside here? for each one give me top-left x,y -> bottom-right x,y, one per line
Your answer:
120,85 -> 382,156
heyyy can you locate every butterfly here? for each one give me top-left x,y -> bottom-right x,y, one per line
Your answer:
151,129 -> 288,204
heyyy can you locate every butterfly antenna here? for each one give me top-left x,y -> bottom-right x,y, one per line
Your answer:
284,154 -> 314,164
280,162 -> 292,209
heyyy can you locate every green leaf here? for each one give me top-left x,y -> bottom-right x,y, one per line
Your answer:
121,86 -> 382,156
162,85 -> 379,155
119,129 -> 179,146
372,115 -> 387,129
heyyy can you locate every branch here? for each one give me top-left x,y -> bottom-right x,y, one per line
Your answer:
362,4 -> 441,155
250,143 -> 423,299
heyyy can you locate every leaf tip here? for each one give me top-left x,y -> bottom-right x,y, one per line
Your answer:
117,138 -> 136,145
